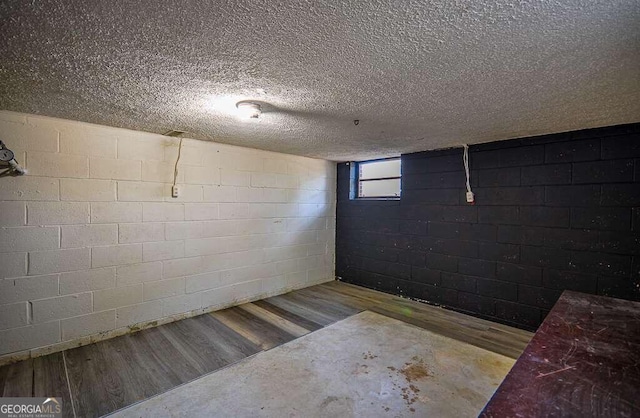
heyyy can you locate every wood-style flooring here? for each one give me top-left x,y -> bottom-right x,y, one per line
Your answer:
0,281 -> 533,418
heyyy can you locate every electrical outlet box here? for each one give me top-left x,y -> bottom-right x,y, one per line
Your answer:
466,191 -> 475,203
172,186 -> 179,198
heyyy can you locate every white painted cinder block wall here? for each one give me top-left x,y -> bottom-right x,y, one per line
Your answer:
0,111 -> 336,362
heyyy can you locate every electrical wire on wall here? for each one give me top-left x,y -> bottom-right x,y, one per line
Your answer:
171,138 -> 183,198
463,144 -> 474,204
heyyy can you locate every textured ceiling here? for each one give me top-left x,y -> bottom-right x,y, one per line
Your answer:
1,0 -> 639,161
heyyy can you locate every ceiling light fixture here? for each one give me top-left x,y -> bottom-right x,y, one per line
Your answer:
236,102 -> 261,120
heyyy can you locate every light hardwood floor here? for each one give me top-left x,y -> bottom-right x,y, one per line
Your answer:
0,281 -> 533,417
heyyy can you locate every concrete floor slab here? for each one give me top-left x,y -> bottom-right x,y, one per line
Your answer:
111,311 -> 514,417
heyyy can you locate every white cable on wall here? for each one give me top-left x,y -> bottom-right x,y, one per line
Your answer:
171,138 -> 183,198
463,144 -> 474,204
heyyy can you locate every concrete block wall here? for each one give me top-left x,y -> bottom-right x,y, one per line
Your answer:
336,123 -> 640,330
0,111 -> 336,362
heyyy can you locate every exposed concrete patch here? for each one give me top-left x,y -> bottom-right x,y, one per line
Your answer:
111,311 -> 515,417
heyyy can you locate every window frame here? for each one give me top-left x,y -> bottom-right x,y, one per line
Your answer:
352,157 -> 402,200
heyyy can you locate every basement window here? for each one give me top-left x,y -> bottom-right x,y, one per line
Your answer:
356,157 -> 401,199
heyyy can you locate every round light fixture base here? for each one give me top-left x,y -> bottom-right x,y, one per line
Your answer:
236,101 -> 262,119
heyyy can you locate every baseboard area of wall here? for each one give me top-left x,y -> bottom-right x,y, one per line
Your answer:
0,277 -> 335,367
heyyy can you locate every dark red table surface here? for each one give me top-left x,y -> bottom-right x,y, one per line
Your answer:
481,291 -> 640,418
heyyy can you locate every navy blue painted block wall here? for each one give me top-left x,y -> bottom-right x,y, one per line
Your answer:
335,124 -> 640,330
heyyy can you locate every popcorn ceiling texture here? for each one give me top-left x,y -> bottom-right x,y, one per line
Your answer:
1,0 -> 639,161
0,111 -> 335,361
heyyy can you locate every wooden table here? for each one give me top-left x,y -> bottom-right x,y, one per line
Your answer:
481,291 -> 640,417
